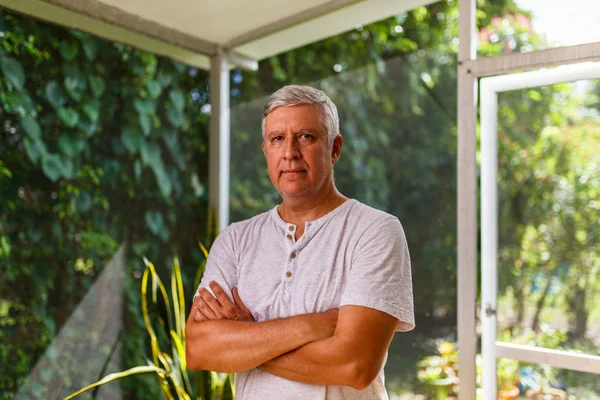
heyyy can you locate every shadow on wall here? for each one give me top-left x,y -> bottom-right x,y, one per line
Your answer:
15,246 -> 126,400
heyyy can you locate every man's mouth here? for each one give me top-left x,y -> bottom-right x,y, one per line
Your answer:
281,169 -> 306,176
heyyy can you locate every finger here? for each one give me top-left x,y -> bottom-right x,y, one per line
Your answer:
232,287 -> 251,313
194,307 -> 207,322
210,281 -> 236,313
199,288 -> 221,319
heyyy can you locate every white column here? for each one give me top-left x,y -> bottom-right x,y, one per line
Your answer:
457,0 -> 478,399
480,84 -> 499,400
209,50 -> 230,232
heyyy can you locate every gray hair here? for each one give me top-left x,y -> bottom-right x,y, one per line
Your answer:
262,85 -> 340,147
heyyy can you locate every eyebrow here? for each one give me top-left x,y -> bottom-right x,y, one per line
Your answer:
267,129 -> 319,138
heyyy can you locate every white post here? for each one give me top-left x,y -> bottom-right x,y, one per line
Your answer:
457,0 -> 478,399
209,50 -> 230,232
480,84 -> 499,400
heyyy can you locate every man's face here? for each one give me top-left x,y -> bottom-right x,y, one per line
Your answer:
262,104 -> 340,199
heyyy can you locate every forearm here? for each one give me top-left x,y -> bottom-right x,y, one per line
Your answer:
260,335 -> 369,389
185,315 -> 318,373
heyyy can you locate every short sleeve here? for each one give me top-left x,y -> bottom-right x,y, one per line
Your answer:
340,217 -> 415,332
192,227 -> 238,304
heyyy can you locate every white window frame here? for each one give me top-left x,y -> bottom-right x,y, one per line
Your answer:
480,62 -> 600,399
457,1 -> 600,399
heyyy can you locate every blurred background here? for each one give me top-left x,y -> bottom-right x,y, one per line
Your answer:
0,0 -> 599,398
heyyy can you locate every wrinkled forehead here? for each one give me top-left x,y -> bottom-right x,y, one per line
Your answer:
263,104 -> 327,136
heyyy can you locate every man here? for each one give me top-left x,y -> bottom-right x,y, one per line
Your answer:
185,85 -> 414,399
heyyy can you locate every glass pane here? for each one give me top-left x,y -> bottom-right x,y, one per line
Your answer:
0,9 -> 210,399
478,0 -> 600,57
496,78 -> 600,393
230,2 -> 458,397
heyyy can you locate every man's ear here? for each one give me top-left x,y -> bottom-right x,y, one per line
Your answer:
331,134 -> 343,164
262,142 -> 266,157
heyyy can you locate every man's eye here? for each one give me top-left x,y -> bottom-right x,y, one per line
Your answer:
300,134 -> 312,140
272,136 -> 283,142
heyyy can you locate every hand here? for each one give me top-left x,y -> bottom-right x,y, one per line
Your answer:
193,281 -> 254,322
310,309 -> 339,341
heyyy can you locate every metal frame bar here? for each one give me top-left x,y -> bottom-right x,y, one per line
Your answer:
457,0 -> 600,397
479,61 -> 600,400
457,1 -> 478,399
209,51 -> 231,233
466,42 -> 600,77
480,82 -> 498,399
496,343 -> 600,374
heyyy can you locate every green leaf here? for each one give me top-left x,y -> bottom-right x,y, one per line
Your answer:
528,90 -> 542,101
146,80 -> 162,99
191,173 -> 204,197
134,160 -> 142,181
64,76 -> 78,92
121,129 -> 144,153
5,90 -> 35,115
140,141 -> 161,167
134,98 -> 154,115
80,37 -> 97,61
61,158 -> 74,179
83,102 -> 99,123
41,153 -> 63,182
139,114 -> 152,136
88,75 -> 106,98
58,134 -> 86,157
64,76 -> 82,102
144,211 -> 166,236
45,81 -> 67,108
158,72 -> 172,88
152,163 -> 172,199
169,89 -> 185,111
24,137 -> 47,165
140,141 -> 172,198
166,107 -> 185,128
75,191 -> 92,213
59,40 -> 80,61
21,117 -> 41,140
58,108 -> 80,128
64,366 -> 166,400
163,130 -> 185,170
79,119 -> 98,137
0,57 -> 25,90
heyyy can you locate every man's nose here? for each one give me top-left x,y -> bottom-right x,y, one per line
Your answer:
284,137 -> 300,159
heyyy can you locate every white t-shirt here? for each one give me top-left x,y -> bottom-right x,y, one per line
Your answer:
194,199 -> 415,399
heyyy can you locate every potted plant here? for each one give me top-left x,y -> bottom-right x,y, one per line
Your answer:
497,358 -> 520,400
525,365 -> 567,400
417,341 -> 459,400
66,242 -> 234,400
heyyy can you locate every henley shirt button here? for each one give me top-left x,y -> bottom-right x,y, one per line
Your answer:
286,271 -> 292,278
290,252 -> 297,259
286,234 -> 293,240
288,226 -> 294,231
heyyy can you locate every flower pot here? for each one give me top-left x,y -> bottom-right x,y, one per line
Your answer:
525,388 -> 567,400
499,385 -> 520,400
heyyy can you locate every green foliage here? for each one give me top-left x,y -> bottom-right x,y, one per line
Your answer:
0,9 -> 210,398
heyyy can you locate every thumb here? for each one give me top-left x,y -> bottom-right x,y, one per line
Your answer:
232,287 -> 250,312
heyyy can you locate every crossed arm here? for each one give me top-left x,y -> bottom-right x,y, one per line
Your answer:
184,282 -> 398,390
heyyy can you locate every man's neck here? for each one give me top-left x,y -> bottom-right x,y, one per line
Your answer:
278,186 -> 344,229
